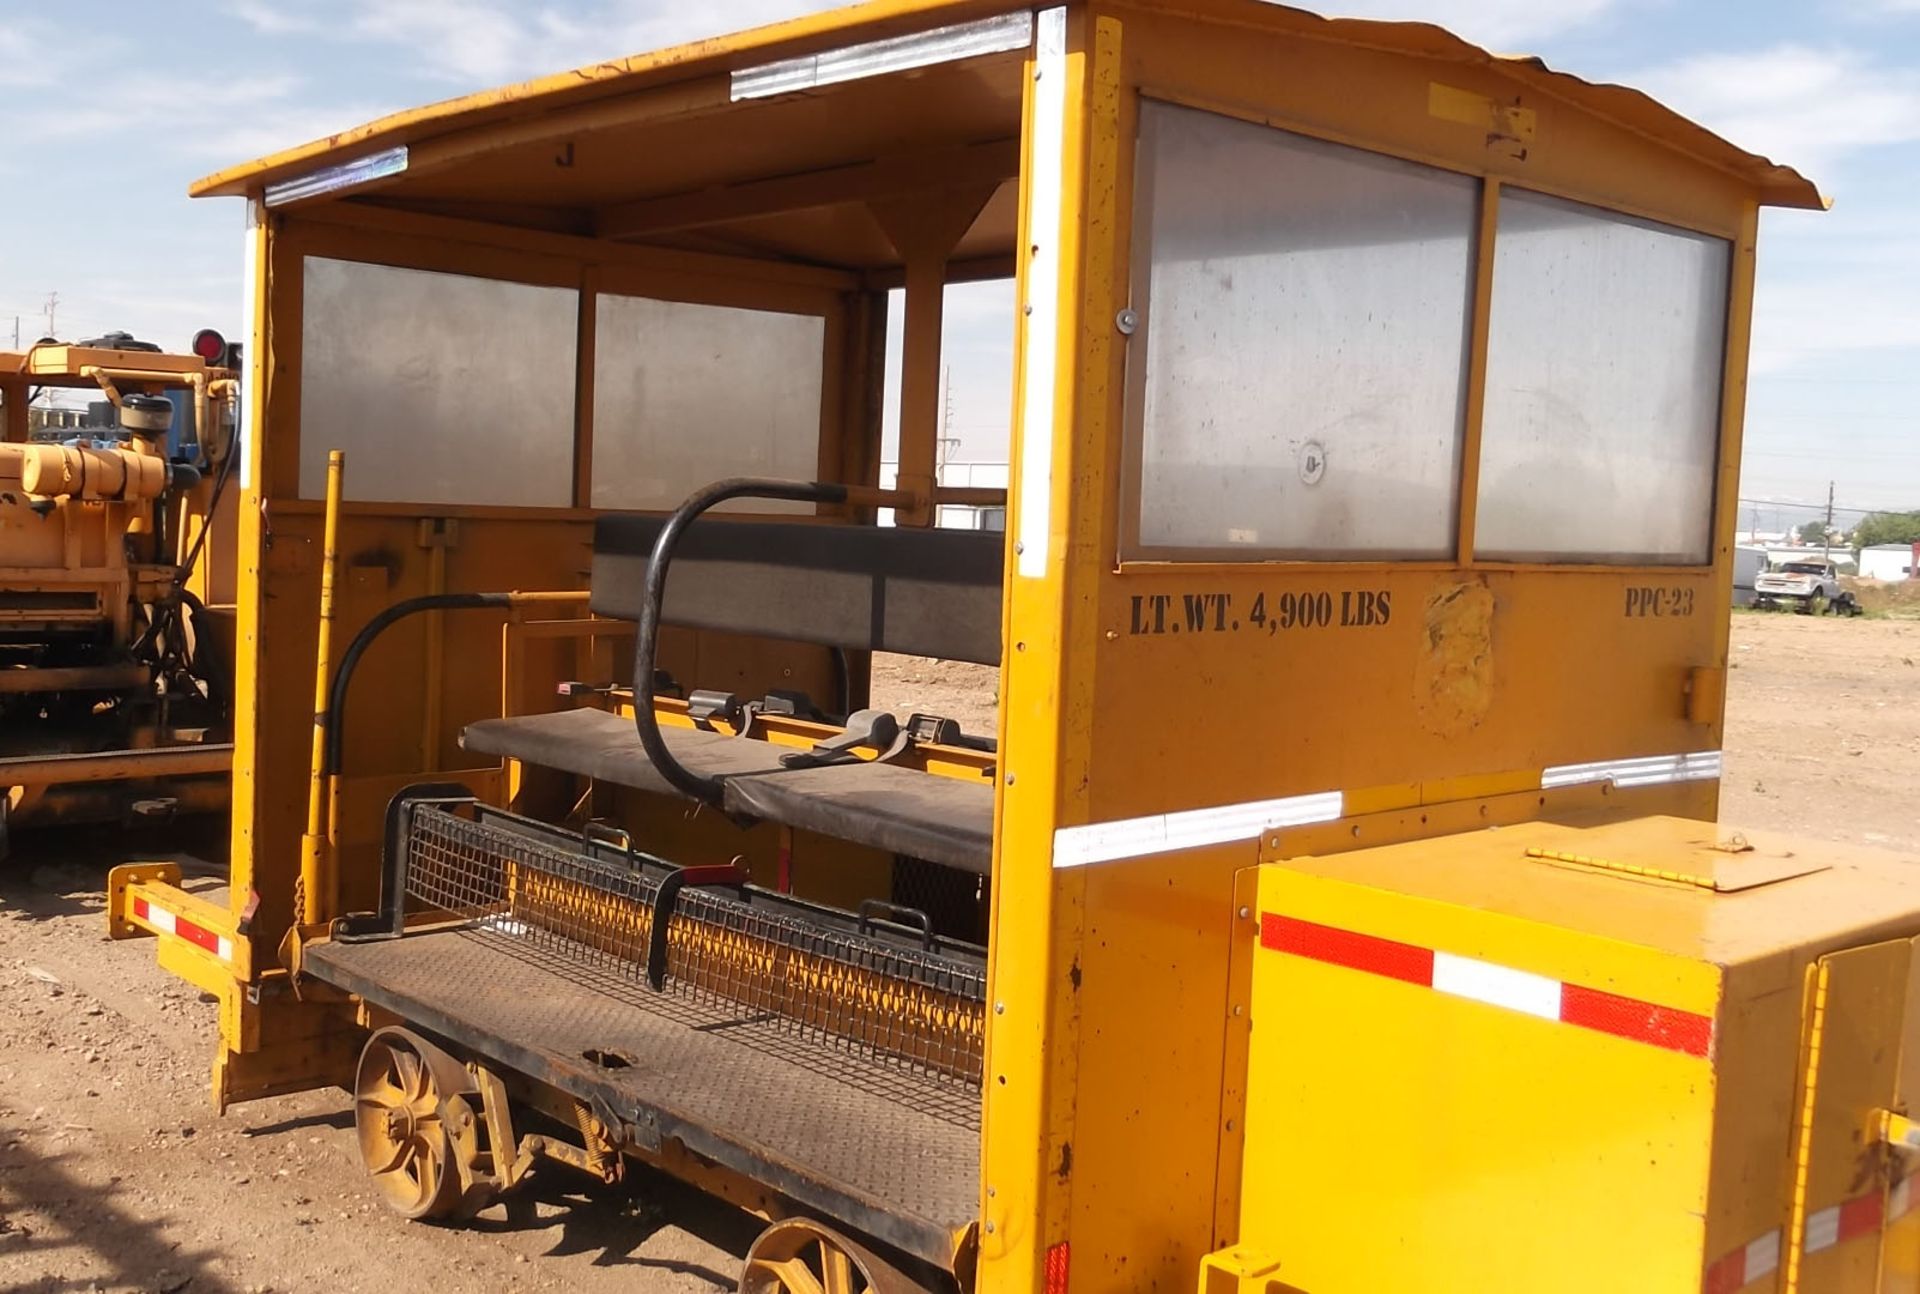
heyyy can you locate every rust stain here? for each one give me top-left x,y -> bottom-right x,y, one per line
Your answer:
1415,580 -> 1495,736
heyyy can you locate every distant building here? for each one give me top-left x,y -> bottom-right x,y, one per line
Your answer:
1859,544 -> 1918,582
1733,545 -> 1767,607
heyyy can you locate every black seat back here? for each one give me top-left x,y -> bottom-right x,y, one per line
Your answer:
590,515 -> 1005,666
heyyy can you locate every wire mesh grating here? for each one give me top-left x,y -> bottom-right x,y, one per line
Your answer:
401,804 -> 986,1119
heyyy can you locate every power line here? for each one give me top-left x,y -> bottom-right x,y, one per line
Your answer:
1738,495 -> 1915,518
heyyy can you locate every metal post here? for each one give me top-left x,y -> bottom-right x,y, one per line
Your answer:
300,450 -> 346,927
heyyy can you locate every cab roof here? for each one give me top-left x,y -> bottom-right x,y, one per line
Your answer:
191,0 -> 1825,221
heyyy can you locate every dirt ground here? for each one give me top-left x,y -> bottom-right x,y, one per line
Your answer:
1,613 -> 1917,1293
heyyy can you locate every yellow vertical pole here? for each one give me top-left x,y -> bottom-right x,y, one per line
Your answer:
421,524 -> 448,770
299,449 -> 345,928
895,250 -> 946,528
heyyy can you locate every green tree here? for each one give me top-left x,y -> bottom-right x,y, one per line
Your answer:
1853,511 -> 1920,551
1796,519 -> 1830,545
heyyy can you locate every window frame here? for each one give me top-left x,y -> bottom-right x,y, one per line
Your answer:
271,213 -> 853,518
1115,87 -> 1742,574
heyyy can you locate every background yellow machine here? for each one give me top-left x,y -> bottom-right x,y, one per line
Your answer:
106,1 -> 1920,1290
1,337 -> 236,854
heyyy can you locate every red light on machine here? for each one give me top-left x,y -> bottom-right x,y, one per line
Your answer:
190,328 -> 228,363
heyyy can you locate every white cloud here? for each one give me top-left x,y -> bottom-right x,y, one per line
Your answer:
221,0 -> 320,36
32,73 -> 305,143
1323,0 -> 1621,50
0,19 -> 58,87
210,0 -> 839,87
1632,45 -> 1920,172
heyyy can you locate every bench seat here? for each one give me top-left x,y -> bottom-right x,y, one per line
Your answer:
461,708 -> 993,874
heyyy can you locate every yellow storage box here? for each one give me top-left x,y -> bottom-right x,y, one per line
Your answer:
1208,815 -> 1920,1293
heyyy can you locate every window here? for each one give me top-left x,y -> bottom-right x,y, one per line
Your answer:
591,294 -> 826,513
1128,101 -> 1478,559
298,258 -> 579,506
1475,191 -> 1731,564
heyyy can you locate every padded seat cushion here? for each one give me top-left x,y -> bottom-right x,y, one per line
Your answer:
460,708 -> 993,874
590,514 -> 1004,666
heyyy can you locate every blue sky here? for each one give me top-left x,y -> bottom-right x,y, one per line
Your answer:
3,0 -> 1916,526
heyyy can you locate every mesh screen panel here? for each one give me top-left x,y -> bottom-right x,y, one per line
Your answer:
401,804 -> 986,1118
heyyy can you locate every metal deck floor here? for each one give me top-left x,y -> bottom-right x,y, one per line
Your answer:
306,927 -> 980,1264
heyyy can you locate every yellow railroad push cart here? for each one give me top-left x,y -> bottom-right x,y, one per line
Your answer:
115,3 -> 1920,1290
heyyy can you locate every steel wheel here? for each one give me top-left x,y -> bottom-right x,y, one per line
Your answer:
739,1219 -> 925,1294
353,1027 -> 477,1220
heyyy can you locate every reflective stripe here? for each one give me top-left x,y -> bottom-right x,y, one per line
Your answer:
1705,1176 -> 1913,1289
732,11 -> 1034,100
1704,1229 -> 1780,1293
1043,1241 -> 1070,1294
239,201 -> 264,492
132,895 -> 234,963
263,145 -> 408,207
1261,914 -> 1714,1058
1541,750 -> 1721,790
1015,6 -> 1066,580
1430,952 -> 1560,1021
1803,1205 -> 1841,1255
1053,791 -> 1342,868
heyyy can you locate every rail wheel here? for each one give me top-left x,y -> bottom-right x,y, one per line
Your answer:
739,1219 -> 926,1294
353,1027 -> 481,1220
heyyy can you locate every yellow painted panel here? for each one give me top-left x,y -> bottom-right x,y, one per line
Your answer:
1239,864 -> 1718,1292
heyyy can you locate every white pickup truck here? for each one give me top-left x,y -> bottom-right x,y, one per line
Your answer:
1753,559 -> 1862,615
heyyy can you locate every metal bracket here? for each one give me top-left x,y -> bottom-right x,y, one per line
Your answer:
780,707 -> 911,769
645,861 -> 750,990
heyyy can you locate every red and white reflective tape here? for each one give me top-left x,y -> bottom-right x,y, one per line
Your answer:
1702,1176 -> 1918,1291
1260,914 -> 1714,1057
131,895 -> 234,963
1806,1180 -> 1901,1254
1701,1231 -> 1779,1293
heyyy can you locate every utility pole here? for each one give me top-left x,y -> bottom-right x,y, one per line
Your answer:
10,316 -> 17,348
1825,480 -> 1835,559
42,291 -> 58,339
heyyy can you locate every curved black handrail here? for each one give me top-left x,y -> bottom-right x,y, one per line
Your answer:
631,478 -> 852,808
323,592 -> 513,777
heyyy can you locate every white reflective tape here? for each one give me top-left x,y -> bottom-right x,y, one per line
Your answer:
1014,6 -> 1065,581
1894,1178 -> 1913,1221
1804,1204 -> 1841,1254
216,936 -> 235,962
1430,952 -> 1561,1021
1540,750 -> 1721,791
1053,791 -> 1342,868
239,201 -> 263,493
732,11 -> 1034,100
146,904 -> 177,936
263,145 -> 408,207
1745,1230 -> 1780,1278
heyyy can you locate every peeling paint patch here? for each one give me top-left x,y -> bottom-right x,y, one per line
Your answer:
1415,581 -> 1495,736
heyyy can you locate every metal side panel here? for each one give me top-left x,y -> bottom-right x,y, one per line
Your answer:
302,929 -> 978,1268
1883,937 -> 1920,1294
1788,939 -> 1912,1293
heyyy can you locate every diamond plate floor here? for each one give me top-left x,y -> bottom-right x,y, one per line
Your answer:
307,927 -> 979,1265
